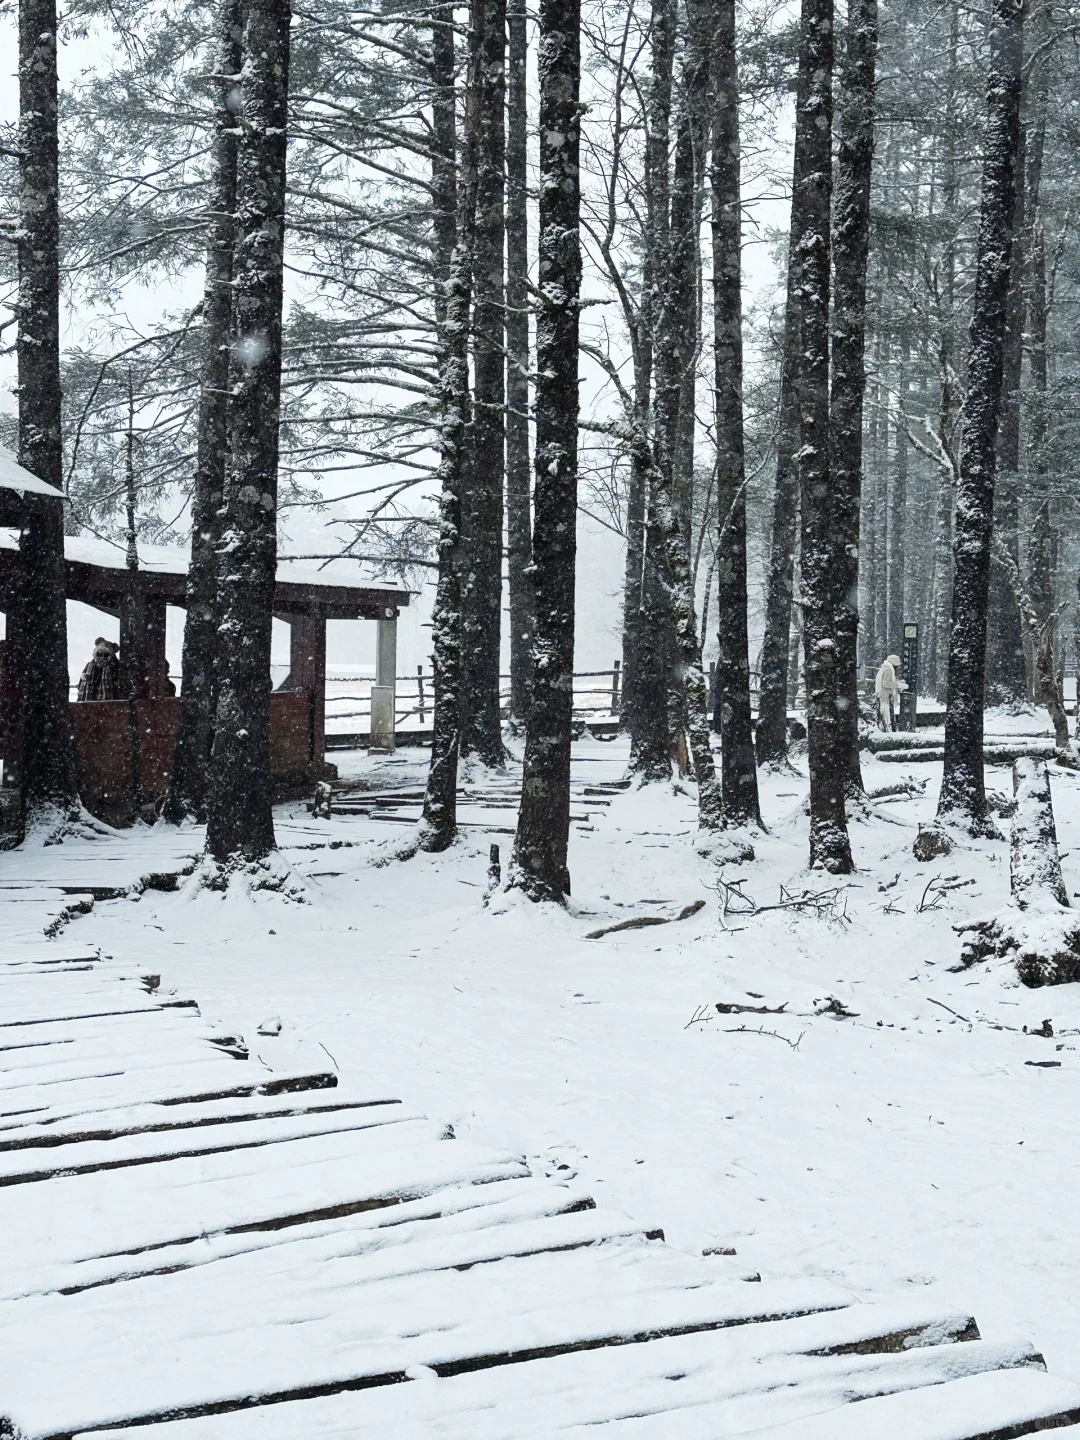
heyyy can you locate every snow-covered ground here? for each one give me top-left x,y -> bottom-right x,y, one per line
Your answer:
64,711 -> 1080,1386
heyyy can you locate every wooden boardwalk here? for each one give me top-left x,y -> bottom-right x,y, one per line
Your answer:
1,873 -> 1079,1437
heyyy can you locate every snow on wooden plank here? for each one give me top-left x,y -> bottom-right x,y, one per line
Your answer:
0,1092 -> 404,1151
0,1041 -> 243,1093
0,1068 -> 341,1134
0,994 -> 198,1029
4,1177 -> 598,1301
0,1122 -> 528,1269
728,1367 -> 1080,1439
0,1227 -> 851,1438
0,1007 -> 206,1056
0,1098 -> 423,1186
58,1298 -> 983,1440
0,1054 -> 297,1116
63,1340 -> 1045,1440
0,1025 -> 225,1077
0,1252 -> 851,1436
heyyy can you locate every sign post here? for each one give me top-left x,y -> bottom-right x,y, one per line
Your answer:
899,621 -> 919,732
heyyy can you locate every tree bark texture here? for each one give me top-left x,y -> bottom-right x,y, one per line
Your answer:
420,4 -> 469,850
460,0 -> 507,768
830,0 -> 877,796
986,65 -> 1027,705
164,0 -> 242,825
205,0 -> 290,863
648,0 -> 721,830
795,0 -> 852,873
510,0 -> 581,900
937,0 -> 1024,830
505,0 -> 533,731
1024,42 -> 1053,641
624,0 -> 675,782
710,0 -> 760,826
15,0 -> 80,837
885,339 -> 907,654
754,195 -> 802,765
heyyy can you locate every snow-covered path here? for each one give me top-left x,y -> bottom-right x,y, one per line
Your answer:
58,720 -> 1080,1397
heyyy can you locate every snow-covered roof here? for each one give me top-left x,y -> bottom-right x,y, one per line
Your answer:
0,446 -> 66,499
0,526 -> 407,598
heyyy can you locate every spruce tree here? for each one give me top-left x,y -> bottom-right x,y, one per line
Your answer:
15,0 -> 80,840
206,0 -> 291,864
164,0 -> 242,825
510,0 -> 581,900
936,0 -> 1024,832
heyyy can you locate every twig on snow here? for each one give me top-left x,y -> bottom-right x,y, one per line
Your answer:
722,1025 -> 805,1049
586,899 -> 705,940
917,874 -> 976,913
927,996 -> 971,1024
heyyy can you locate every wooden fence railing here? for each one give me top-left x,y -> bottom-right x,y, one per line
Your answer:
324,661 -> 766,730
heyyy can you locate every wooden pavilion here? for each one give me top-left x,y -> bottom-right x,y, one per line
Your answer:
0,509 -> 408,824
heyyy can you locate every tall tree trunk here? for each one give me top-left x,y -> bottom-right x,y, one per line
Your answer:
15,0 -> 80,839
164,0 -> 241,825
625,0 -> 675,781
460,0 -> 507,768
830,0 -> 877,795
205,0 -> 290,864
647,27 -> 720,825
754,189 -> 802,766
937,0 -> 1024,831
646,0 -> 727,834
870,330 -> 889,664
795,0 -> 852,873
124,373 -> 144,820
504,0 -> 533,732
420,3 -> 469,851
1024,38 -> 1052,640
930,0 -> 961,704
510,0 -> 581,901
886,337 -> 907,654
710,0 -> 760,826
987,65 -> 1027,706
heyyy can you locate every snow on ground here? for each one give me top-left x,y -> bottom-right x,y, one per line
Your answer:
65,709 -> 1080,1387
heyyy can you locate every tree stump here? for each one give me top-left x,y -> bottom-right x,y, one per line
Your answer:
956,758 -> 1080,985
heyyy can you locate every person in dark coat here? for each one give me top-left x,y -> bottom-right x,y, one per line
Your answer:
76,638 -> 121,701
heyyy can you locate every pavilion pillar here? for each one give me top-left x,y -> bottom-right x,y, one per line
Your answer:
287,612 -> 326,763
371,611 -> 397,751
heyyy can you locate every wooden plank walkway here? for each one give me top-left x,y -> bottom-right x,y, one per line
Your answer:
0,878 -> 1078,1437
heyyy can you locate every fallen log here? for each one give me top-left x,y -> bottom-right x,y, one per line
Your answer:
585,900 -> 705,940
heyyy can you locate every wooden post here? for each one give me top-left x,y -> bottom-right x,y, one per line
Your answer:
374,610 -> 397,751
610,659 -> 620,715
285,612 -> 326,764
417,663 -> 425,723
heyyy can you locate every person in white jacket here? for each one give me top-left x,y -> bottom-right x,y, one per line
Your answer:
874,653 -> 905,730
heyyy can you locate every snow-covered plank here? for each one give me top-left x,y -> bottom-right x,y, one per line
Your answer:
0,1023 -> 225,1078
0,1122 -> 528,1270
0,1097 -> 421,1186
0,1236 -> 850,1437
0,1005 -> 205,1055
0,1090 -> 403,1151
730,1366 -> 1080,1439
58,1298 -> 982,1440
0,1038 -> 242,1093
0,993 -> 197,1029
4,1176 -> 597,1300
60,1337 -> 1043,1440
0,1067 -> 341,1133
0,1054 -> 298,1117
